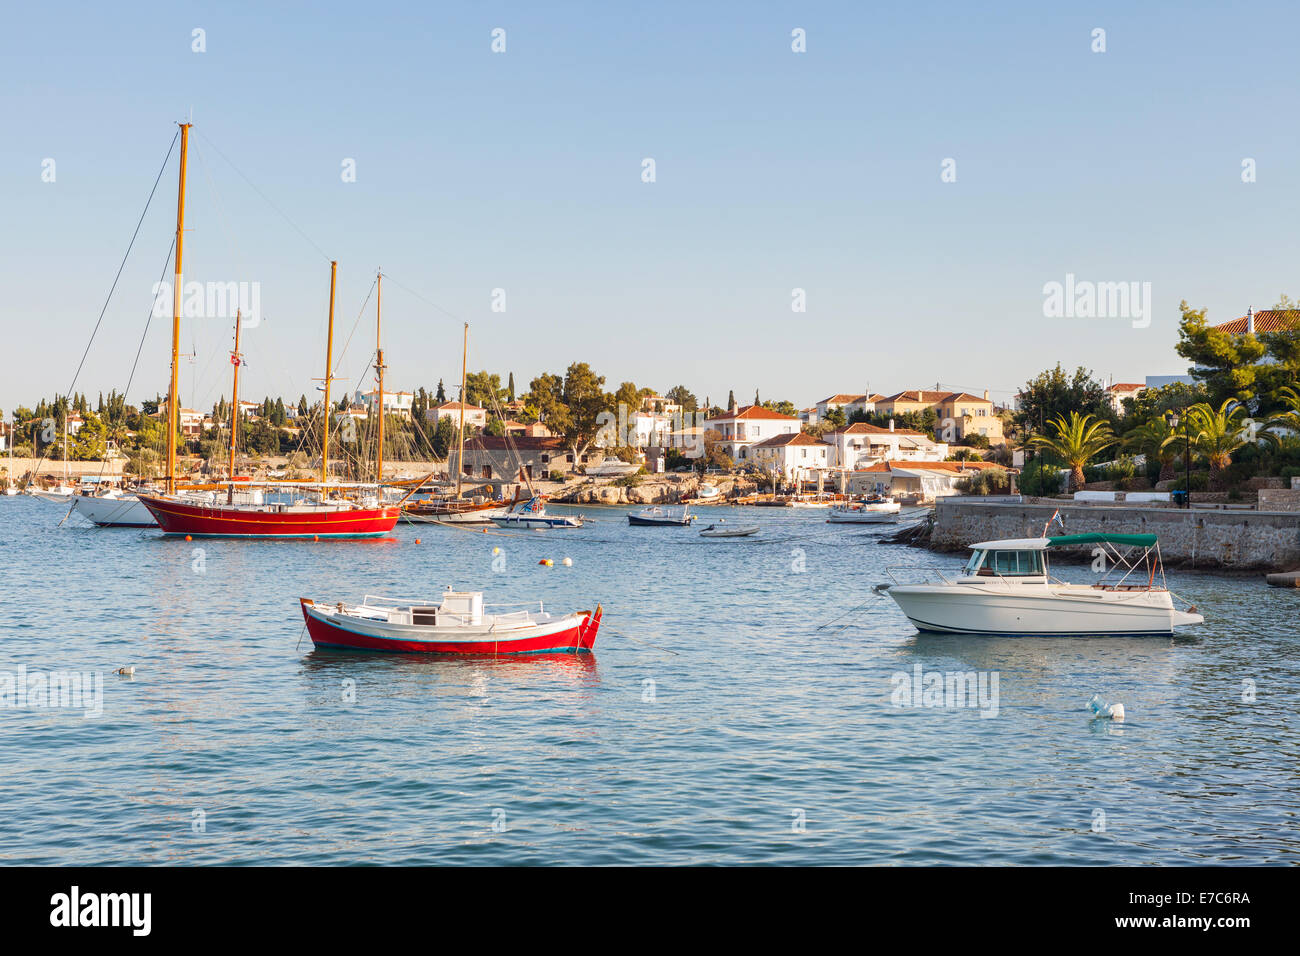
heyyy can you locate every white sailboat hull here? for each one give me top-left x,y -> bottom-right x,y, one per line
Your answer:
68,494 -> 157,527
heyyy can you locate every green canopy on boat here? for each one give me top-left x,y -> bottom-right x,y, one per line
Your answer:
1047,532 -> 1157,548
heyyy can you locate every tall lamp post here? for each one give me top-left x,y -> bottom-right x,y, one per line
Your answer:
1165,408 -> 1190,509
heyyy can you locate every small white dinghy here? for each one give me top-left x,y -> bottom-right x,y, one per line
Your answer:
699,520 -> 759,538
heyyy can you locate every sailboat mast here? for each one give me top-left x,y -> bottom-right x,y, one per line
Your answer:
166,122 -> 191,495
321,260 -> 338,485
375,271 -> 385,485
227,309 -> 242,504
456,322 -> 467,497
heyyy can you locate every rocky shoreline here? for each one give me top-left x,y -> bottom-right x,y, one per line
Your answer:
553,474 -> 764,506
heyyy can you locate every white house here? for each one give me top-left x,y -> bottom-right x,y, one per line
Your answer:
704,404 -> 800,462
750,431 -> 834,477
427,401 -> 487,430
823,421 -> 948,469
814,392 -> 883,421
357,389 -> 414,416
1105,382 -> 1146,416
631,411 -> 673,448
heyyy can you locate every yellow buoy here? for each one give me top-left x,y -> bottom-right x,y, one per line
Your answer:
539,559 -> 553,566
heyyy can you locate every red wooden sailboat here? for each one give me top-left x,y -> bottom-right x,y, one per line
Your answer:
299,588 -> 602,654
137,124 -> 401,539
140,492 -> 400,538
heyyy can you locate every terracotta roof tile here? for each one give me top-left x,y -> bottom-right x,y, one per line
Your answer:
1211,310 -> 1300,335
706,403 -> 798,422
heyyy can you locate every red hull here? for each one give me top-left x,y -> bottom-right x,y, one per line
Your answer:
137,495 -> 400,538
300,602 -> 602,654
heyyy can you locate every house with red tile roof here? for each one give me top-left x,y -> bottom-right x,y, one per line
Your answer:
812,392 -> 885,422
426,400 -> 487,430
875,389 -> 1004,443
823,421 -> 948,468
748,431 -> 833,476
1105,382 -> 1147,415
704,404 -> 800,462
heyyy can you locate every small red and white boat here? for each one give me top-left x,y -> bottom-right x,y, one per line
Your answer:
299,588 -> 602,654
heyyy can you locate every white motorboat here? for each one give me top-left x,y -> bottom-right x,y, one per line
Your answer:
699,521 -> 759,538
586,461 -> 641,477
493,495 -> 583,529
693,483 -> 721,501
628,505 -> 694,526
827,496 -> 902,523
884,533 -> 1204,636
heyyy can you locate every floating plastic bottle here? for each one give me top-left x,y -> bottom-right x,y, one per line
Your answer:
1088,694 -> 1125,721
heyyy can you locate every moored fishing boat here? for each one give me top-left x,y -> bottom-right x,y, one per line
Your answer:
628,504 -> 694,526
492,495 -> 583,529
699,520 -> 759,538
827,495 -> 902,524
299,588 -> 602,654
883,533 -> 1204,636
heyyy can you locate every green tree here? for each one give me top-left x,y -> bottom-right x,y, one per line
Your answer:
612,381 -> 642,414
72,412 -> 106,460
464,370 -> 504,410
761,399 -> 797,417
1028,412 -> 1117,492
1016,364 -> 1110,440
665,385 -> 698,413
560,362 -> 609,458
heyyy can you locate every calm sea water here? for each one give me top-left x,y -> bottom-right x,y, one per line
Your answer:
0,496 -> 1296,865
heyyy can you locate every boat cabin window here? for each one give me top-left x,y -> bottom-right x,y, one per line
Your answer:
966,548 -> 1045,577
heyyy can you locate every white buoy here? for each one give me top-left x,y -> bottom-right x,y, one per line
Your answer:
562,557 -> 573,566
116,666 -> 135,676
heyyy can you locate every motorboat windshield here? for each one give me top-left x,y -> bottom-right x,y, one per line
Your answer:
964,547 -> 1047,577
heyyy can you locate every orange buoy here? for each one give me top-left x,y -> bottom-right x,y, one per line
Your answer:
539,559 -> 553,566
184,535 -> 192,541
414,538 -> 421,544
313,535 -> 319,541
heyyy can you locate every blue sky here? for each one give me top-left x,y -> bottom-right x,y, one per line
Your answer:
2,0 -> 1298,416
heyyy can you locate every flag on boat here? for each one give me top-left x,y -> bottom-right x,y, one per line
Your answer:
1041,509 -> 1064,536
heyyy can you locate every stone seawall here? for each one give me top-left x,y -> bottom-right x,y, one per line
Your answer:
932,499 -> 1300,572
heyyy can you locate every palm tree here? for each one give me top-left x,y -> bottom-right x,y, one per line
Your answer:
1265,386 -> 1300,439
1028,412 -> 1117,492
1183,399 -> 1255,490
1124,417 -> 1178,482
